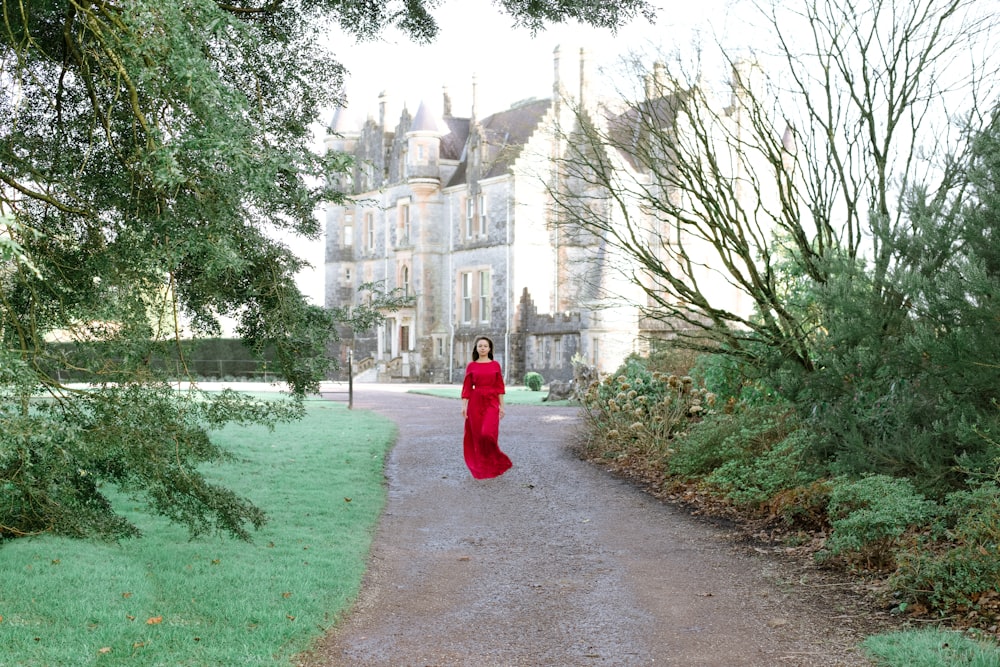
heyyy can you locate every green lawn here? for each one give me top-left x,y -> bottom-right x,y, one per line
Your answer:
409,385 -> 577,406
863,628 -> 1000,666
0,396 -> 396,667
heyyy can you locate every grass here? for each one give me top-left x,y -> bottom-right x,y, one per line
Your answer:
862,628 -> 1000,666
409,385 -> 576,406
0,395 -> 396,667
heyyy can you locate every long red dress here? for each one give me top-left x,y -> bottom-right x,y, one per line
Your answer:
461,360 -> 513,479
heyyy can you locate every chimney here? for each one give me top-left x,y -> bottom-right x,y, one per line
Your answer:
378,90 -> 388,129
442,86 -> 452,117
471,74 -> 478,121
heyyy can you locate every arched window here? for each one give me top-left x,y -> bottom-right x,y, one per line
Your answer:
401,265 -> 410,295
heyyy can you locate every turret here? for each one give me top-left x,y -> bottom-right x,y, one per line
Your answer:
326,106 -> 359,153
406,99 -> 447,183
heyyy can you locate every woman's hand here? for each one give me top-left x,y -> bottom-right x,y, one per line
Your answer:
499,405 -> 505,419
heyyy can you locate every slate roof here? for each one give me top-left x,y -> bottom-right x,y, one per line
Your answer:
606,93 -> 684,172
411,100 -> 451,134
440,116 -> 470,161
479,98 -> 552,179
446,97 -> 552,187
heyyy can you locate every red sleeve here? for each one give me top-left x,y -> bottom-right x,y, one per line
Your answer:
461,363 -> 474,398
497,362 -> 505,395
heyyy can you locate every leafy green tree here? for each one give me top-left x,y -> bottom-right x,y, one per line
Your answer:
0,0 -> 649,542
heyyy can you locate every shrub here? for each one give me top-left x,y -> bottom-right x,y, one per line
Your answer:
704,423 -> 823,508
891,482 -> 1000,610
643,344 -> 701,376
820,475 -> 938,570
524,372 -> 544,391
579,357 -> 712,481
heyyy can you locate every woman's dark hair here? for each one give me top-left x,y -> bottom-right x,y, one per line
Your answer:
471,336 -> 494,361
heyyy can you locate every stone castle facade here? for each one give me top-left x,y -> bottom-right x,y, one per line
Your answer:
323,46 -> 757,384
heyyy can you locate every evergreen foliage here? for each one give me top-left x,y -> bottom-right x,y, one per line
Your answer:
0,0 -> 644,542
524,372 -> 544,391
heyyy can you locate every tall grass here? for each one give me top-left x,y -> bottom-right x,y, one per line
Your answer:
0,396 -> 396,666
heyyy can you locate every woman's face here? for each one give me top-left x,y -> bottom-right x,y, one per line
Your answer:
476,339 -> 491,358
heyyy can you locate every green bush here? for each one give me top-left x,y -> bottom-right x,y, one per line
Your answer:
524,372 -> 544,391
691,349 -> 776,406
705,425 -> 823,508
891,482 -> 1000,610
579,357 -> 712,473
820,475 -> 939,570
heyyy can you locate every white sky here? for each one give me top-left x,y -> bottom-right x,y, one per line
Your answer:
291,0 -> 739,304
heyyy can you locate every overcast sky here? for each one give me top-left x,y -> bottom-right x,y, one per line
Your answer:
290,0 -> 738,304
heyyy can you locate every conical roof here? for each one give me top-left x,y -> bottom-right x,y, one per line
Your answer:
409,100 -> 449,135
329,107 -> 358,135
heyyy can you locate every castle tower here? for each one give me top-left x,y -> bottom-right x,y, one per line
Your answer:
406,100 -> 447,183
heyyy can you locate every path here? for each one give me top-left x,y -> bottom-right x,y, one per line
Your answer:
297,386 -> 879,667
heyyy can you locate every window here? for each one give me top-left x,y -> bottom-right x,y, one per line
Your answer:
345,267 -> 352,282
478,270 -> 491,323
417,144 -> 425,161
465,197 -> 474,238
436,337 -> 444,357
343,224 -> 353,247
478,194 -> 487,236
461,272 -> 473,323
365,212 -> 374,251
400,265 -> 410,295
399,203 -> 410,244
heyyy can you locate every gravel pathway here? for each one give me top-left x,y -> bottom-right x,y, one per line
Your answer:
297,386 -> 881,667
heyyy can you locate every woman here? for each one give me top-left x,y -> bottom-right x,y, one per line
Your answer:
461,336 -> 513,479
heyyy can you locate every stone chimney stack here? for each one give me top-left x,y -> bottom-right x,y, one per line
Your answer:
579,47 -> 590,107
378,90 -> 388,130
442,86 -> 452,117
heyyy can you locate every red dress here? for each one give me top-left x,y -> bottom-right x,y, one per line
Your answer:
461,360 -> 513,479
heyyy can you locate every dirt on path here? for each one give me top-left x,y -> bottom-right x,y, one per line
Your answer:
296,386 -> 888,667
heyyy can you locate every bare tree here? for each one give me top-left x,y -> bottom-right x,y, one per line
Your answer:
547,0 -> 999,370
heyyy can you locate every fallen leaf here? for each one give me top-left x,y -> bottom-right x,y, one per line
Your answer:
98,647 -> 112,654
126,615 -> 135,621
282,592 -> 292,598
146,616 -> 163,625
50,559 -> 60,565
122,592 -> 132,599
344,497 -> 352,502
211,559 -> 220,565
133,641 -> 146,648
286,614 -> 296,621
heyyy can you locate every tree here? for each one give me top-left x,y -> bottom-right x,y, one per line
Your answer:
548,0 -> 996,367
0,0 -> 650,542
545,0 -> 1000,488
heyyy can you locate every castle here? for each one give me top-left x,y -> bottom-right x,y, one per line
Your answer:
323,46 -> 758,384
